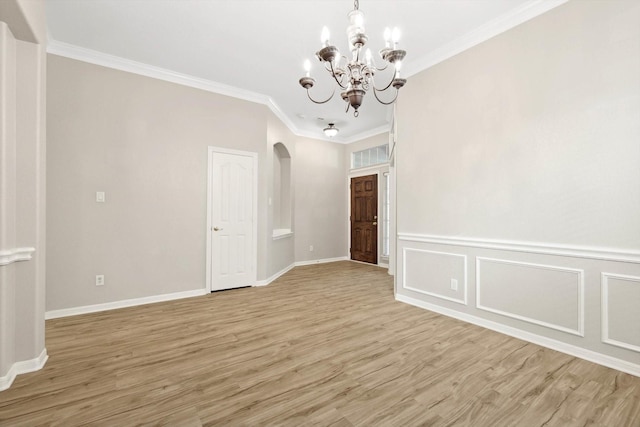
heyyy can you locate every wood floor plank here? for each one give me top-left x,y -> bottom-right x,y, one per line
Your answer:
1,261 -> 639,426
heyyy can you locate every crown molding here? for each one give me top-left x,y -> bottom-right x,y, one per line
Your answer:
47,40 -> 270,105
342,124 -> 390,144
47,40 -> 366,144
404,0 -> 570,77
46,0 -> 566,145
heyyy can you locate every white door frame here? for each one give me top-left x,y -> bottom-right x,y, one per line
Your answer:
206,146 -> 258,292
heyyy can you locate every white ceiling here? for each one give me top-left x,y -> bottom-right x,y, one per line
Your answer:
45,0 -> 566,143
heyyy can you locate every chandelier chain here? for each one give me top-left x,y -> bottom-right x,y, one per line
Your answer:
354,0 -> 359,10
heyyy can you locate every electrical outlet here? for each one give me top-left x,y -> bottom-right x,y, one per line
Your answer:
96,275 -> 105,286
309,245 -> 314,252
450,278 -> 458,291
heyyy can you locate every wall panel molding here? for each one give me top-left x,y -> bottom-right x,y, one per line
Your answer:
398,233 -> 640,264
402,248 -> 467,305
476,257 -> 584,336
602,272 -> 640,353
0,247 -> 35,266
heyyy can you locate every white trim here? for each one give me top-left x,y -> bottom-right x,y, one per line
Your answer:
601,272 -> 640,353
45,1 -> 567,146
294,256 -> 350,267
272,229 -> 294,240
342,124 -> 390,145
396,294 -> 640,378
402,247 -> 468,305
47,41 -> 269,106
398,233 -> 640,264
254,263 -> 296,287
45,289 -> 207,320
45,41 -> 385,145
476,257 -> 584,337
0,247 -> 35,266
206,147 -> 259,293
0,348 -> 48,392
349,163 -> 390,175
404,0 -> 570,78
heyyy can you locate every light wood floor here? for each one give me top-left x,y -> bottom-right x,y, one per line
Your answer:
1,261 -> 639,426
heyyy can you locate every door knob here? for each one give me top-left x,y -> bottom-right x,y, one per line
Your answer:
213,227 -> 223,231
372,222 -> 377,225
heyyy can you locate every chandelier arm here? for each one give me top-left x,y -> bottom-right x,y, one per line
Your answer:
373,63 -> 389,72
329,61 -> 349,89
306,88 -> 336,104
372,87 -> 399,105
372,74 -> 397,92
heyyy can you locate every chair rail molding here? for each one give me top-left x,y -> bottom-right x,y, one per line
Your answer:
0,247 -> 36,266
398,233 -> 640,264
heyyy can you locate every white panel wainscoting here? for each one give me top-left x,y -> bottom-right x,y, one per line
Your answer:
396,233 -> 640,377
602,272 -> 640,353
402,248 -> 467,305
476,257 -> 584,336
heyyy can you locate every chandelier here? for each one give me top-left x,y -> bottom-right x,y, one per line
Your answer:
299,0 -> 407,117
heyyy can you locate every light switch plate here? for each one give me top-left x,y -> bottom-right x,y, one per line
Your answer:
96,191 -> 105,202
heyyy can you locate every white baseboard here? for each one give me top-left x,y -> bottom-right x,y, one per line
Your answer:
396,294 -> 640,378
255,264 -> 295,287
45,289 -> 208,320
0,348 -> 48,392
255,257 -> 351,287
295,256 -> 349,267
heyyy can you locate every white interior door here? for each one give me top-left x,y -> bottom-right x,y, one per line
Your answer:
208,148 -> 256,291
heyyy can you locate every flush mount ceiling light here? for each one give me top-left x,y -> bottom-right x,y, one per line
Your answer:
323,123 -> 339,137
299,0 -> 407,117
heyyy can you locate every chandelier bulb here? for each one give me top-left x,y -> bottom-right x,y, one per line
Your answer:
304,59 -> 311,77
321,26 -> 331,47
383,27 -> 391,48
392,27 -> 401,47
365,48 -> 372,66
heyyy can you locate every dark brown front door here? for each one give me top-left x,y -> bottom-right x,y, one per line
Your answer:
350,174 -> 377,264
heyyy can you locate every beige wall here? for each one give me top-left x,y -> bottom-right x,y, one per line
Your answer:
266,112 -> 295,277
46,55 -> 350,312
396,0 -> 640,371
46,55 -> 269,310
294,137 -> 347,263
0,0 -> 47,390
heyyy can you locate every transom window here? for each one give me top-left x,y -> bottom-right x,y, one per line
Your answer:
351,144 -> 389,169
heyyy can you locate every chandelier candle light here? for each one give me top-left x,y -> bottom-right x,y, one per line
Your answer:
299,0 -> 407,117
